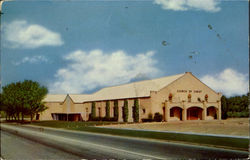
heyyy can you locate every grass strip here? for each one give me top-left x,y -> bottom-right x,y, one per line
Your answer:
31,121 -> 249,150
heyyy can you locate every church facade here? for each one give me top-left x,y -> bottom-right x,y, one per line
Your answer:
40,72 -> 222,122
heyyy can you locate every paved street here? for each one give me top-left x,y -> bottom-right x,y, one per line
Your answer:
1,124 -> 249,159
1,130 -> 81,160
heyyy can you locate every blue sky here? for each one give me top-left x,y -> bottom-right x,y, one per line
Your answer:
1,0 -> 249,97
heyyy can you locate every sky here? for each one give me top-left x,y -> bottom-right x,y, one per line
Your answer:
1,0 -> 249,97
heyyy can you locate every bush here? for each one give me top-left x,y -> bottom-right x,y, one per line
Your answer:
133,99 -> 139,122
227,111 -> 249,118
141,118 -> 153,122
105,101 -> 110,118
114,100 -> 118,120
91,102 -> 96,118
123,100 -> 128,122
88,115 -> 117,121
148,113 -> 153,119
154,112 -> 163,122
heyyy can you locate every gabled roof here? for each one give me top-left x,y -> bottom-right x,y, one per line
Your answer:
69,94 -> 92,103
44,73 -> 185,103
43,94 -> 67,102
90,73 -> 185,101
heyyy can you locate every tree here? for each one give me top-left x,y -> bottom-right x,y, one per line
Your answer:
114,100 -> 118,121
1,80 -> 48,122
91,102 -> 96,119
133,99 -> 139,122
105,101 -> 110,118
20,80 -> 48,122
123,100 -> 128,122
221,93 -> 249,119
221,96 -> 228,119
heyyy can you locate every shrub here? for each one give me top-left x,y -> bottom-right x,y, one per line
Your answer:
114,100 -> 118,120
105,101 -> 110,118
148,113 -> 153,119
141,118 -> 153,122
123,100 -> 128,122
226,111 -> 249,118
154,112 -> 163,122
133,99 -> 139,122
88,115 -> 117,122
91,102 -> 96,118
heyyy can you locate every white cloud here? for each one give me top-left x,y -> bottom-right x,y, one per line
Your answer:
49,49 -> 159,94
12,55 -> 48,66
3,20 -> 64,49
154,0 -> 221,12
201,68 -> 249,97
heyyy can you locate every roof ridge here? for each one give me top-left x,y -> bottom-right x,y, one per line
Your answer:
94,73 -> 185,93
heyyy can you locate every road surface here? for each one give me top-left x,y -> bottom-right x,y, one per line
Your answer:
1,124 -> 249,159
1,130 -> 82,160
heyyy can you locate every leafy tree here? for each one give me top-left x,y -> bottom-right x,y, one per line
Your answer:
114,100 -> 118,121
123,100 -> 128,122
91,102 -> 96,118
221,93 -> 249,118
105,101 -> 110,118
133,99 -> 139,122
20,80 -> 48,122
1,80 -> 48,122
221,96 -> 228,119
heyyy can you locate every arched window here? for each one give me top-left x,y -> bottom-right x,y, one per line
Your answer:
169,93 -> 173,102
205,94 -> 208,102
188,94 -> 192,102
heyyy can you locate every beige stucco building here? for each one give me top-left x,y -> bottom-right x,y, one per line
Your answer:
39,72 -> 222,122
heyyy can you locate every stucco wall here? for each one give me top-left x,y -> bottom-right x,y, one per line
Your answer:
40,102 -> 63,120
139,97 -> 152,120
149,73 -> 221,120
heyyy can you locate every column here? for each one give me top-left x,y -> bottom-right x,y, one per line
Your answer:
118,101 -> 123,122
128,100 -> 133,122
202,102 -> 207,120
164,101 -> 169,121
218,101 -> 221,120
182,101 -> 186,121
182,108 -> 186,121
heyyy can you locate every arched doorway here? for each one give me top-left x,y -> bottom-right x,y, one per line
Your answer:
207,106 -> 217,120
170,107 -> 182,121
187,107 -> 203,120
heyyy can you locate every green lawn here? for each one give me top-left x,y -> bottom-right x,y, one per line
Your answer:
30,121 -> 248,151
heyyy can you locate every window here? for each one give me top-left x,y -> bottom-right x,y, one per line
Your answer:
98,107 -> 101,117
169,93 -> 173,102
188,94 -> 191,102
205,94 -> 208,101
197,97 -> 201,102
142,109 -> 146,114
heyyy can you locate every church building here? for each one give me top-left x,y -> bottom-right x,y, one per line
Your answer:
40,72 -> 222,122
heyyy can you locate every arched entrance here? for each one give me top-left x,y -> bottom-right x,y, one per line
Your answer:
207,106 -> 217,120
170,106 -> 182,121
187,107 -> 203,120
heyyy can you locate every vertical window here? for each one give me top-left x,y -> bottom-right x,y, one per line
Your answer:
98,107 -> 101,117
188,94 -> 191,102
205,94 -> 208,102
169,93 -> 173,102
